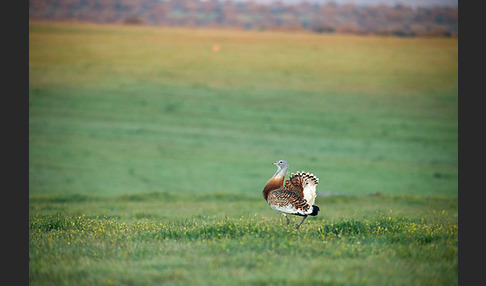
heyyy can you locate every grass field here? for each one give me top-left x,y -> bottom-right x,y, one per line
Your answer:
29,22 -> 458,285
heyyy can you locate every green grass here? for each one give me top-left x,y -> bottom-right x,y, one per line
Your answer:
29,193 -> 457,286
29,22 -> 458,285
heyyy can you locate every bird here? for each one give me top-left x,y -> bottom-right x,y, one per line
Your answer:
262,159 -> 320,229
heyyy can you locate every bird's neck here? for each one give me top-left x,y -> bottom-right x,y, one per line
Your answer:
263,175 -> 285,201
274,165 -> 288,178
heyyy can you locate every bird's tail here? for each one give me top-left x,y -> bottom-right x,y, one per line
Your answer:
289,171 -> 319,187
309,205 -> 320,216
289,171 -> 319,205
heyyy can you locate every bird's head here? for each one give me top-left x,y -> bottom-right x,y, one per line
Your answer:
273,159 -> 288,167
273,159 -> 289,177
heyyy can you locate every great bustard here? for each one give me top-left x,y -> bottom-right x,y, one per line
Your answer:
262,160 -> 320,229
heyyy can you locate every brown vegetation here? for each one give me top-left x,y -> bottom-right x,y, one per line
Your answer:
29,0 -> 457,37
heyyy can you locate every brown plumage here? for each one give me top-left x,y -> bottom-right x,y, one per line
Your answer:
263,160 -> 320,229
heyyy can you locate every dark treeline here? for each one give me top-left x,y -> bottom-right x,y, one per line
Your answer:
29,0 -> 458,37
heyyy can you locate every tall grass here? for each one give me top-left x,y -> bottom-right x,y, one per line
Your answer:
29,193 -> 457,285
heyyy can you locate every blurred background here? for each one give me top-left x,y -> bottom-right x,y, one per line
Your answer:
29,0 -> 458,37
29,0 -> 458,199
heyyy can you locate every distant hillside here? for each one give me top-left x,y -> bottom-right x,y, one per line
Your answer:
29,0 -> 458,37
254,0 -> 458,9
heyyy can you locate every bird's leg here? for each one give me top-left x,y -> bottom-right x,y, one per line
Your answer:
295,215 -> 307,230
282,213 -> 290,225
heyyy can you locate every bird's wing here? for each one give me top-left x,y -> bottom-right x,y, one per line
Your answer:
267,188 -> 312,215
284,174 -> 304,198
284,171 -> 319,205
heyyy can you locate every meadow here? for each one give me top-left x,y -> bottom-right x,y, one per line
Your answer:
29,22 -> 458,285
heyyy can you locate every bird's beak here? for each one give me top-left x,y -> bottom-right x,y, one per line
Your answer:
273,161 -> 278,165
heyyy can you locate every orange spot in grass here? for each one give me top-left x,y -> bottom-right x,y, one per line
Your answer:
212,44 -> 221,52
